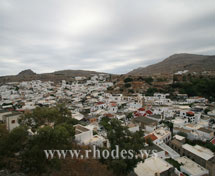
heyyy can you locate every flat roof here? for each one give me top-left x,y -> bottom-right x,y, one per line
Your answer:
172,118 -> 186,124
75,124 -> 90,135
175,156 -> 209,175
174,135 -> 185,141
176,105 -> 191,110
127,123 -> 137,128
154,128 -> 170,139
198,127 -> 213,133
89,135 -> 105,142
134,117 -> 157,125
134,157 -> 173,176
171,139 -> 183,148
148,114 -> 161,119
3,112 -> 21,117
182,144 -> 214,161
174,127 -> 191,134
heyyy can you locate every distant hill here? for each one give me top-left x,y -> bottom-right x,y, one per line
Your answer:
0,69 -> 108,83
128,53 -> 215,76
18,69 -> 36,76
53,70 -> 105,76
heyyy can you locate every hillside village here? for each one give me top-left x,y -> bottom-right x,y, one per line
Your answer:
0,73 -> 215,176
1,0 -> 215,174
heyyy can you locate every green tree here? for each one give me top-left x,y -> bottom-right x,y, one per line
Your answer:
20,104 -> 72,129
171,77 -> 215,101
173,75 -> 178,82
124,77 -> 133,83
0,126 -> 28,170
128,89 -> 134,93
145,88 -> 158,96
126,112 -> 133,120
0,104 -> 76,174
21,124 -> 74,174
124,83 -> 131,88
204,108 -> 210,115
99,118 -> 145,176
0,126 -> 28,157
143,77 -> 153,84
145,137 -> 153,146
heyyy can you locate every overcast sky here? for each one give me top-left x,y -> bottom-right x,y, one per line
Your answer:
0,0 -> 215,76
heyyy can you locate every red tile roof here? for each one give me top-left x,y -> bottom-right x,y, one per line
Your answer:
144,133 -> 158,141
186,111 -> 194,116
210,138 -> 215,145
110,101 -> 117,103
138,108 -> 145,111
104,113 -> 114,118
146,110 -> 153,115
134,111 -> 142,117
111,103 -> 117,107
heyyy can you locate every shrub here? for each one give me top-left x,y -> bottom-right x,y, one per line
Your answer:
124,77 -> 133,83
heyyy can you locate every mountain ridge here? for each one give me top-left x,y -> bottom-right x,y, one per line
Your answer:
1,53 -> 215,83
127,53 -> 215,76
0,69 -> 108,83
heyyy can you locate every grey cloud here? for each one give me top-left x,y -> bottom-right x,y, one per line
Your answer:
0,0 -> 215,76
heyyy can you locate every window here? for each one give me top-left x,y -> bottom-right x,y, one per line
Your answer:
11,120 -> 15,124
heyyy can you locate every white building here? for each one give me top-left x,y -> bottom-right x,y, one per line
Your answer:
134,157 -> 173,176
5,113 -> 21,131
182,144 -> 214,162
152,127 -> 172,145
197,127 -> 214,141
127,123 -> 139,133
180,110 -> 201,124
74,124 -> 93,145
89,135 -> 108,147
175,156 -> 209,176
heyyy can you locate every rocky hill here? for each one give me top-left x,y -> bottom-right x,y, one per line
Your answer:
18,69 -> 36,76
52,70 -> 105,76
0,69 -> 108,84
128,53 -> 215,76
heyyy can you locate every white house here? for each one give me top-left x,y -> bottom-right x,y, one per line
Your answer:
5,113 -> 21,131
107,102 -> 118,114
175,156 -> 209,176
186,97 -> 207,104
89,135 -> 108,147
74,124 -> 93,145
127,123 -> 140,133
134,157 -> 173,176
180,110 -> 201,124
153,106 -> 175,119
197,127 -> 214,141
146,127 -> 172,145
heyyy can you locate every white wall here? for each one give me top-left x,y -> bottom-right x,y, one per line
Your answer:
129,126 -> 140,133
75,130 -> 93,145
6,115 -> 20,131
